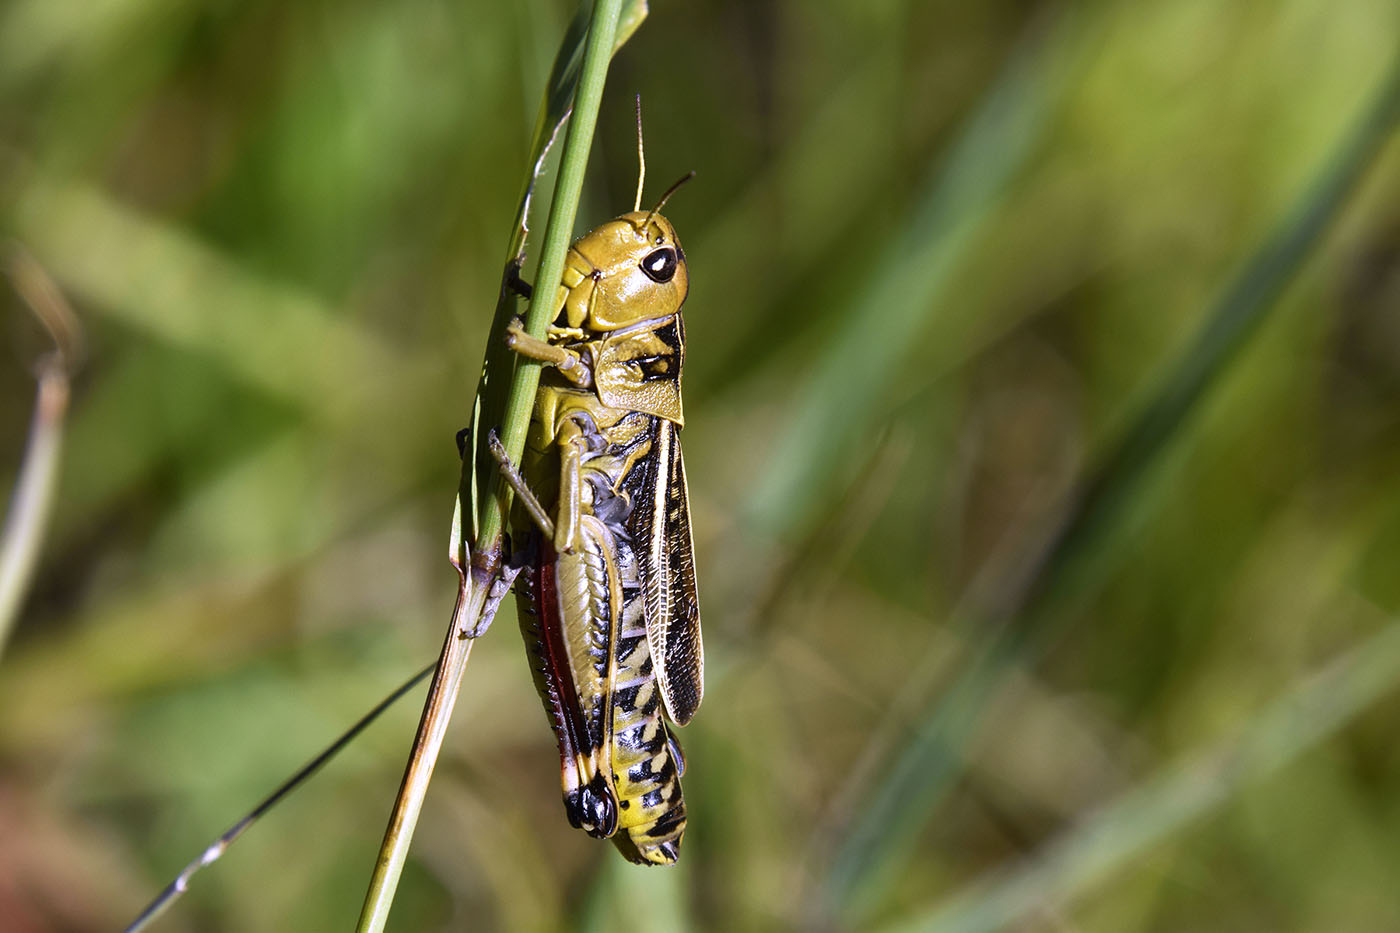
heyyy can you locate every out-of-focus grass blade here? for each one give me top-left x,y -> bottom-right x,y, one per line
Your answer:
12,179 -> 424,431
883,614 -> 1400,933
1030,56 -> 1400,598
744,16 -> 1075,537
688,43 -> 913,396
0,0 -> 185,88
578,856 -> 692,933
0,246 -> 82,659
823,51 -> 1400,921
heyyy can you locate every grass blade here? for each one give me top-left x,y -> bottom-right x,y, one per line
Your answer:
0,245 -> 81,659
822,48 -> 1400,922
884,615 -> 1400,933
465,0 -> 647,545
354,3 -> 631,930
122,664 -> 433,933
745,17 -> 1073,537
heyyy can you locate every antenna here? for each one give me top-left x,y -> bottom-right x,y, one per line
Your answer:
642,171 -> 696,231
633,94 -> 646,212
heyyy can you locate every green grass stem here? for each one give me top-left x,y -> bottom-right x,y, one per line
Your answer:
354,3 -> 628,930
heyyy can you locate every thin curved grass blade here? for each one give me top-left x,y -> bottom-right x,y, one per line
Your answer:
0,246 -> 81,660
122,664 -> 433,933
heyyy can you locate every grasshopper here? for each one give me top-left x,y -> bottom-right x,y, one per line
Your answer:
120,103 -> 704,929
490,165 -> 702,865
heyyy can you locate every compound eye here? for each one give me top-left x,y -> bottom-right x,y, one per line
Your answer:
640,247 -> 678,283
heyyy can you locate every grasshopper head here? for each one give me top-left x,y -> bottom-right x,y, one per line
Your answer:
567,210 -> 688,331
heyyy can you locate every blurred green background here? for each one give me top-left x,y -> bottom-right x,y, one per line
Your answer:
3,1 -> 1400,930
